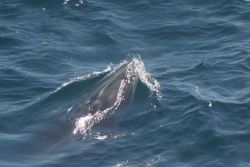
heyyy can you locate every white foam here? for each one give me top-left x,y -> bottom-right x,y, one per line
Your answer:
113,155 -> 161,167
208,101 -> 212,108
113,161 -> 129,167
94,135 -> 108,140
73,114 -> 94,134
63,0 -> 70,5
133,58 -> 161,98
67,106 -> 73,113
63,0 -> 84,6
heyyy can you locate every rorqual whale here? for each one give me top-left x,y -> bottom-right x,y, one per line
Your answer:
15,58 -> 159,155
70,57 -> 160,135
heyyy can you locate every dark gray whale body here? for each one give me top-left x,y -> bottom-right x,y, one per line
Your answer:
86,59 -> 138,113
73,58 -> 141,134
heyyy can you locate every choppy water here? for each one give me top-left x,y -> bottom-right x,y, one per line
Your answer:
1,0 -> 250,166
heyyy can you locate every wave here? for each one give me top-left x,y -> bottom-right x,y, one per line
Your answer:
0,36 -> 23,48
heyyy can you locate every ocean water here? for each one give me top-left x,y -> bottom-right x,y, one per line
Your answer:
1,0 -> 250,166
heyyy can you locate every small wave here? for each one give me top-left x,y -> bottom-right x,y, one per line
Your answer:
0,36 -> 23,48
93,133 -> 127,140
72,57 -> 160,136
63,0 -> 84,7
55,65 -> 112,92
113,155 -> 161,167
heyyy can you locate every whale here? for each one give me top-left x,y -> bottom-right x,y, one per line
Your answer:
15,58 -> 159,155
73,58 -> 141,134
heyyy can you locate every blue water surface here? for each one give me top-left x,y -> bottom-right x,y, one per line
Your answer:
1,0 -> 250,166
